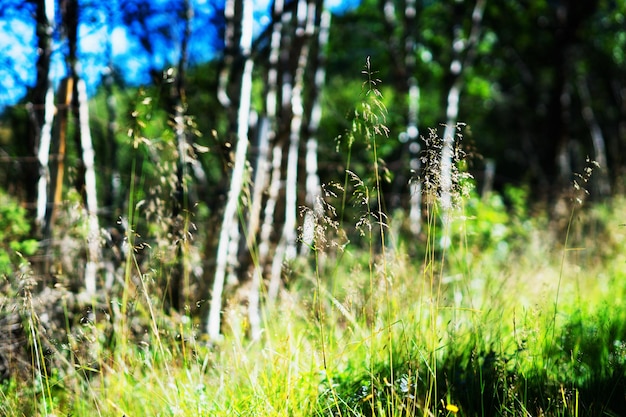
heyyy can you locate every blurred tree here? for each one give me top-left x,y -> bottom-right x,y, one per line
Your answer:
61,0 -> 101,293
470,0 -> 620,199
207,0 -> 328,340
324,0 -> 625,217
30,0 -> 56,237
208,0 -> 255,341
439,0 -> 485,244
2,0 -> 626,337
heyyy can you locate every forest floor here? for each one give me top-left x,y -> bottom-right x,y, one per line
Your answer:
2,191 -> 626,417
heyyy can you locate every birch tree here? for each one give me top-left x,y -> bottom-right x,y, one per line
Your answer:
378,0 -> 421,235
300,8 -> 330,254
206,0 -> 328,337
76,78 -> 100,294
207,0 -> 254,341
247,0 -> 285,329
269,0 -> 324,300
33,0 -> 56,237
403,0 -> 422,236
61,0 -> 101,294
439,0 -> 485,245
271,0 -> 314,284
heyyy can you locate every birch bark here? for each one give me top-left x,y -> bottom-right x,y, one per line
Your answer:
246,117 -> 270,340
249,0 -> 283,248
34,0 -> 56,236
404,0 -> 422,236
35,86 -> 55,234
77,78 -> 100,294
269,0 -> 316,297
301,8 -> 330,255
252,0 -> 285,314
207,0 -> 254,341
439,0 -> 485,246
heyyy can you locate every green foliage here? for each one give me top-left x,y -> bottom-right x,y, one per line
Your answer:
0,188 -> 37,276
4,9 -> 626,411
448,185 -> 534,262
5,163 -> 626,417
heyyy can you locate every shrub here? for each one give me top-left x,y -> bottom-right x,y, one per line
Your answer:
0,189 -> 38,276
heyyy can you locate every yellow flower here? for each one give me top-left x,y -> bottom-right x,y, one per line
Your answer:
446,403 -> 459,414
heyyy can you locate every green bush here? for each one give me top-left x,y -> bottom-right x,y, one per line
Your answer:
0,189 -> 38,276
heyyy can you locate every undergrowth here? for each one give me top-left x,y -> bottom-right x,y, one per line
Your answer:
1,63 -> 626,417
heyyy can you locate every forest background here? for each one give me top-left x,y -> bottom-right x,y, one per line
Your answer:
1,0 -> 626,416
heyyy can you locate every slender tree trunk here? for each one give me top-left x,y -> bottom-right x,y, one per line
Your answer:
246,117 -> 271,340
267,0 -> 297,301
77,79 -> 100,294
439,0 -> 485,246
255,0 -> 283,254
35,86 -> 55,236
50,77 -> 73,231
34,0 -> 56,238
378,0 -> 422,236
248,0 -> 284,250
269,0 -> 317,296
254,0 -> 285,310
207,0 -> 254,341
407,98 -> 421,235
61,0 -> 100,294
404,0 -> 421,236
167,0 -> 195,310
174,1 -> 209,201
301,7 -> 330,254
174,10 -> 190,212
104,1 -> 121,217
262,145 -> 283,302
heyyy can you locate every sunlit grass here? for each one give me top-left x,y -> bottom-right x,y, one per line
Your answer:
3,193 -> 626,416
3,73 -> 626,417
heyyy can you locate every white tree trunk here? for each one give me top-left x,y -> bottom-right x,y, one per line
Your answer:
36,85 -> 55,232
77,79 -> 100,294
440,80 -> 462,217
207,0 -> 255,341
269,0 -> 314,294
404,0 -> 421,236
246,118 -> 271,341
248,0 -> 283,252
256,0 -> 284,306
439,0 -> 485,247
35,0 -> 56,233
407,79 -> 422,235
263,145 -> 283,302
301,8 -> 330,255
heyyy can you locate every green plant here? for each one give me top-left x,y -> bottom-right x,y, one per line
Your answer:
0,189 -> 38,276
5,58 -> 626,417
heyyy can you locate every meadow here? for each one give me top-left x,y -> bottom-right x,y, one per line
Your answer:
2,171 -> 626,416
1,83 -> 626,417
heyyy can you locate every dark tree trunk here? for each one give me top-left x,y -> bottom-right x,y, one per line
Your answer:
29,0 -> 55,238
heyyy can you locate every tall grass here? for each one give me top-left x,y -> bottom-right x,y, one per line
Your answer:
3,67 -> 626,417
